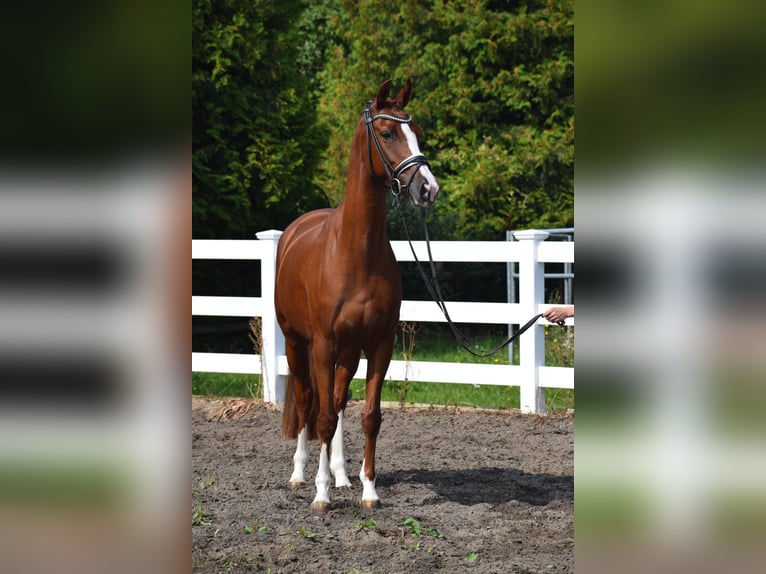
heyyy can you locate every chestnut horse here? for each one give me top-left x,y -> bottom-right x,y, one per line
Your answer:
275,79 -> 439,516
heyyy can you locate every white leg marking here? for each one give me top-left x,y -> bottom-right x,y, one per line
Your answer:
330,410 -> 352,487
288,426 -> 308,485
359,459 -> 379,504
313,442 -> 332,505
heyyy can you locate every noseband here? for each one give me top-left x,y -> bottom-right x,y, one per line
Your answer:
364,100 -> 430,200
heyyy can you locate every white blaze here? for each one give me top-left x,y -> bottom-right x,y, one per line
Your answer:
400,123 -> 438,193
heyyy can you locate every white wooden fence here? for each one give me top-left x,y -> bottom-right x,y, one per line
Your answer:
192,229 -> 574,413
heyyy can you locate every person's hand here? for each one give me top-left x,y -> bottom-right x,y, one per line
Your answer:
543,306 -> 573,324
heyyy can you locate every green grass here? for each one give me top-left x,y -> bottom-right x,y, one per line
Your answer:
192,372 -> 260,398
192,323 -> 574,411
372,379 -> 522,409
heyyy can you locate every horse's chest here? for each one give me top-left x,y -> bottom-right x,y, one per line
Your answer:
333,281 -> 399,334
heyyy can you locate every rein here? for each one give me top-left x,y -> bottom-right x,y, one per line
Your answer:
395,204 -> 554,358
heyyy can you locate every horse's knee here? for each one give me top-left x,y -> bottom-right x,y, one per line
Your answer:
316,410 -> 339,445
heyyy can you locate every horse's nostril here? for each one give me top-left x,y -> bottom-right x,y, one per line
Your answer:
419,181 -> 439,204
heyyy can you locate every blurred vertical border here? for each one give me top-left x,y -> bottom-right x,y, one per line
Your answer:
577,1 -> 766,572
0,2 -> 189,573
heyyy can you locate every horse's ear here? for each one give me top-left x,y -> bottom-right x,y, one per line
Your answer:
394,78 -> 412,109
375,80 -> 392,109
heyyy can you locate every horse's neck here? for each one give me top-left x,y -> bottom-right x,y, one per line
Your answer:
336,129 -> 389,255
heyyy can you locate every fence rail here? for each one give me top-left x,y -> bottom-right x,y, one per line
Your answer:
192,229 -> 574,413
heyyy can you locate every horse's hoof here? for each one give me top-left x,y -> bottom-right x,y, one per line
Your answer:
361,499 -> 381,510
288,480 -> 304,489
309,502 -> 331,517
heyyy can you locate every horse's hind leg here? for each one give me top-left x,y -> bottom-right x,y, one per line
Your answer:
284,336 -> 312,488
330,348 -> 361,488
289,424 -> 309,488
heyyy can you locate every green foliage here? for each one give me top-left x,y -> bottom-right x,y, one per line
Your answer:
192,0 -> 328,239
317,0 -> 574,237
192,0 -> 572,238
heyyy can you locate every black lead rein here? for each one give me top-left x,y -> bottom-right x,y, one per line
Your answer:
394,201 -> 550,358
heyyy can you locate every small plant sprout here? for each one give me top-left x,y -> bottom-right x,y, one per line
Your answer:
192,495 -> 212,527
396,517 -> 444,539
192,504 -> 211,526
244,523 -> 268,534
297,525 -> 316,539
398,517 -> 421,536
355,518 -> 378,531
425,526 -> 443,538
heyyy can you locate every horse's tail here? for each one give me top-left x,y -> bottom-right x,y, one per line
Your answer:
281,372 -> 300,439
281,370 -> 320,441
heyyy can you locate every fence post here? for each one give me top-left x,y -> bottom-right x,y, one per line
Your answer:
255,229 -> 285,404
513,229 -> 549,414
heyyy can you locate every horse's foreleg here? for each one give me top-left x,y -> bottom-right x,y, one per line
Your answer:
330,348 -> 361,488
312,441 -> 332,516
330,411 -> 351,487
309,338 -> 338,516
359,399 -> 382,508
359,339 -> 393,509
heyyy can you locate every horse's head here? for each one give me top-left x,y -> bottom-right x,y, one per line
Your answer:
365,79 -> 440,207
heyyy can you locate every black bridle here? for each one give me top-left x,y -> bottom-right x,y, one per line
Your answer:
364,100 -> 431,201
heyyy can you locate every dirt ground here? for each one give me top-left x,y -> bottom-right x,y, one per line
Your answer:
192,397 -> 573,574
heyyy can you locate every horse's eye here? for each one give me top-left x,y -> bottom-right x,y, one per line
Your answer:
380,130 -> 393,141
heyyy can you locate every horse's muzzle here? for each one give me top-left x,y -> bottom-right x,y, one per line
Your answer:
418,180 -> 439,206
409,165 -> 439,207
